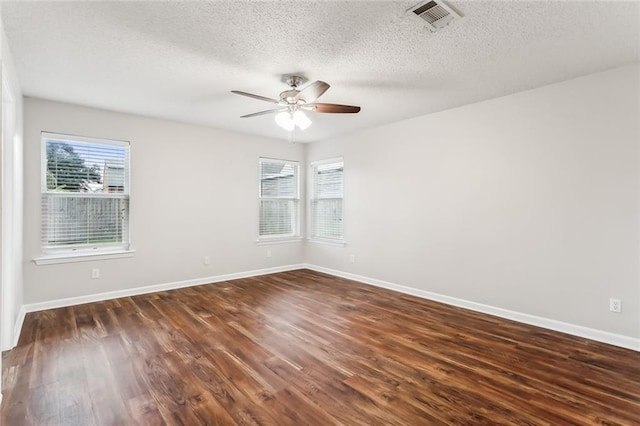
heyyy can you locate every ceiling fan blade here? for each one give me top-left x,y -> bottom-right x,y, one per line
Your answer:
231,90 -> 280,104
308,103 -> 361,114
295,81 -> 330,103
240,107 -> 288,118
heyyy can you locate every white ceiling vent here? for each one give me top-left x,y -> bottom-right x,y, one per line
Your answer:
407,0 -> 462,32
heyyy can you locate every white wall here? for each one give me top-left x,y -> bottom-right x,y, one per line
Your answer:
307,64 -> 640,341
23,98 -> 305,304
1,19 -> 24,351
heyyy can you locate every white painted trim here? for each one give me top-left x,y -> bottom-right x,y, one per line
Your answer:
309,157 -> 343,167
1,64 -> 18,352
41,131 -> 130,147
11,305 -> 26,349
307,238 -> 346,247
33,250 -> 136,265
255,238 -> 303,246
304,264 -> 640,352
18,263 -> 304,317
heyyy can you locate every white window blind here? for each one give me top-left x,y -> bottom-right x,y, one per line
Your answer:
41,132 -> 130,254
259,158 -> 300,239
310,159 -> 344,241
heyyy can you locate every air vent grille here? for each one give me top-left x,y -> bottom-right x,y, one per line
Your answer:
408,0 -> 461,32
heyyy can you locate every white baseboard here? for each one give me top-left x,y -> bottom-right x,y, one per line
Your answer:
15,264 -> 305,342
304,264 -> 640,352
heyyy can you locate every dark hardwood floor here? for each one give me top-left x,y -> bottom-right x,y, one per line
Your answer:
2,269 -> 639,425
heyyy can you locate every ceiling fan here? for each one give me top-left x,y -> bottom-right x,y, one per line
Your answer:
232,75 -> 360,131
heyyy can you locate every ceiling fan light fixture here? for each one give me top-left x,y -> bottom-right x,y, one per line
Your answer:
293,110 -> 311,130
275,111 -> 295,131
275,110 -> 312,131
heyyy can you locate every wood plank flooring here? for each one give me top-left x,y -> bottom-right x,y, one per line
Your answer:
2,269 -> 639,425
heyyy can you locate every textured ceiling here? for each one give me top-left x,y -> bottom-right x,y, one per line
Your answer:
2,1 -> 639,143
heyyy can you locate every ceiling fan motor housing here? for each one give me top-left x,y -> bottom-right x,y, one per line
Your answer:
280,89 -> 303,105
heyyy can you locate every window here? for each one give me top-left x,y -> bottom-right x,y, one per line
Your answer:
310,158 -> 344,242
41,132 -> 130,255
259,158 -> 300,240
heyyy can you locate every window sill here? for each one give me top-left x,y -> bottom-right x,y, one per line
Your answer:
34,249 -> 136,265
308,238 -> 347,247
255,237 -> 303,246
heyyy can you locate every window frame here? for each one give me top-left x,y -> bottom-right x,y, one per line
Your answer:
36,132 -> 133,264
257,157 -> 301,243
309,157 -> 345,245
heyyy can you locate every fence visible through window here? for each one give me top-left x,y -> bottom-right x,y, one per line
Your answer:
311,159 -> 344,241
41,132 -> 130,253
259,158 -> 299,239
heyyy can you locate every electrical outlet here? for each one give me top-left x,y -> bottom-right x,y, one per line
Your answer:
267,249 -> 272,258
91,268 -> 100,279
349,254 -> 356,263
204,256 -> 211,265
609,298 -> 621,313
